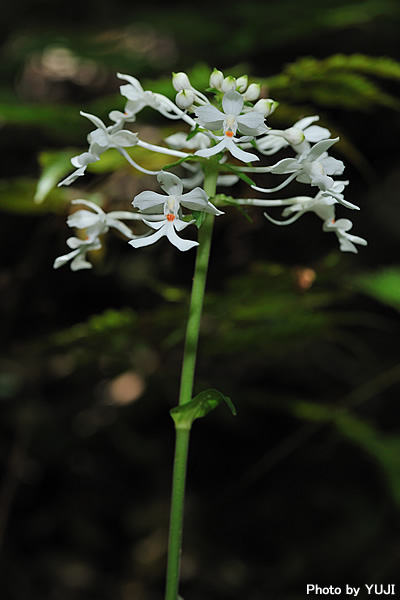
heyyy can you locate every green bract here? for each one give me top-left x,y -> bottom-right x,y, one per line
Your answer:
170,389 -> 237,430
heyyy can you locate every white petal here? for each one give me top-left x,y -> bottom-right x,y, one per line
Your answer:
109,110 -> 127,123
70,254 -> 94,271
71,152 -> 99,168
195,138 -> 227,158
67,210 -> 101,229
166,223 -> 198,251
313,203 -> 336,221
80,111 -> 106,131
133,190 -> 166,212
181,188 -> 224,216
88,128 -> 109,149
66,236 -> 88,249
347,233 -> 367,246
304,125 -> 331,143
294,116 -> 320,130
117,73 -> 144,96
157,171 -> 183,197
111,130 -> 138,147
307,137 -> 339,162
71,199 -> 103,213
237,112 -> 267,136
334,218 -> 353,231
58,166 -> 86,187
222,91 -> 243,116
53,249 -> 80,269
129,226 -> 166,248
142,218 -> 167,230
338,238 -> 359,253
270,158 -> 300,174
195,105 -> 225,130
105,217 -> 135,239
320,156 -> 345,176
174,218 -> 195,232
226,138 -> 259,163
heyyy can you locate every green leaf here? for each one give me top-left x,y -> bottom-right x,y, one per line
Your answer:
280,396 -> 400,507
170,389 -> 236,430
353,268 -> 400,312
266,54 -> 400,112
34,150 -> 76,204
186,124 -> 202,141
336,414 -> 400,507
191,210 -> 207,229
223,164 -> 256,186
0,178 -> 65,215
214,194 -> 253,224
161,155 -> 201,170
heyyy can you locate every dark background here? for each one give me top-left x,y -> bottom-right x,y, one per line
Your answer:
1,1 -> 400,599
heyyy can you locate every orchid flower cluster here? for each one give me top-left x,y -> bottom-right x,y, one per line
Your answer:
54,68 -> 366,270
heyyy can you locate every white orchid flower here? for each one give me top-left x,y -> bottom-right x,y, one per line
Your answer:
53,236 -> 102,271
117,73 -> 196,127
252,138 -> 344,194
277,181 -> 358,219
129,172 -> 223,252
256,116 -> 331,156
58,112 -> 140,186
67,199 -> 142,239
81,112 -> 139,156
165,131 -> 237,187
58,152 -> 100,186
323,218 -> 368,253
118,73 -> 177,117
238,182 -> 358,226
259,193 -> 365,254
194,91 -> 267,162
132,171 -> 223,216
54,199 -> 143,270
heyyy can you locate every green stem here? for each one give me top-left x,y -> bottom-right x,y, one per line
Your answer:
165,160 -> 219,600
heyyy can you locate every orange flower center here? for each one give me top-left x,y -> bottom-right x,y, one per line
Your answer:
166,214 -> 175,222
225,130 -> 234,137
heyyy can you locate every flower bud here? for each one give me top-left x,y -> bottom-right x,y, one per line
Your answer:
172,72 -> 192,92
221,76 -> 237,93
209,68 -> 224,90
283,127 -> 305,146
236,75 -> 248,93
243,83 -> 261,101
253,98 -> 279,117
175,89 -> 195,110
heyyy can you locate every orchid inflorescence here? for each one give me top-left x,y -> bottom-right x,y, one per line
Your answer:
54,68 -> 367,270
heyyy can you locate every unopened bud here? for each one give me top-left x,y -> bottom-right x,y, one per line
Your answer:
283,127 -> 305,146
172,72 -> 192,92
236,75 -> 248,93
253,98 -> 279,117
175,89 -> 195,110
209,68 -> 224,90
243,83 -> 261,101
221,76 -> 237,93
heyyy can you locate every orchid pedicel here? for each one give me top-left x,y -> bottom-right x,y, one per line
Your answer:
54,68 -> 367,599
